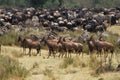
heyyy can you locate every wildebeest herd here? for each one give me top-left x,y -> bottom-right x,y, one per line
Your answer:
0,7 -> 120,35
0,7 -> 120,59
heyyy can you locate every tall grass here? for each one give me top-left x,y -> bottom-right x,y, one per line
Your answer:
0,55 -> 28,80
59,56 -> 86,69
0,30 -> 18,45
43,68 -> 56,80
59,57 -> 74,68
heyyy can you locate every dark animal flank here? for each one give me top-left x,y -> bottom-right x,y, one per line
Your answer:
87,39 -> 97,53
41,36 -> 63,58
57,37 -> 74,50
95,40 -> 114,52
87,35 -> 114,58
23,39 -> 40,49
58,37 -> 83,57
47,40 -> 62,50
18,36 -> 41,56
73,42 -> 83,52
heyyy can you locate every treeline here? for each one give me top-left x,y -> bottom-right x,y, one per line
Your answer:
0,0 -> 120,8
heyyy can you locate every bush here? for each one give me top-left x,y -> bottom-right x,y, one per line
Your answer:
43,68 -> 56,80
89,54 -> 101,70
59,56 -> 86,68
72,56 -> 87,68
90,54 -> 115,76
0,30 -> 19,46
0,55 -> 28,80
59,57 -> 73,68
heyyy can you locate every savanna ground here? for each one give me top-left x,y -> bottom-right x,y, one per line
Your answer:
1,25 -> 120,80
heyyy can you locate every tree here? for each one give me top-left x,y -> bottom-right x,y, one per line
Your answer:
28,0 -> 49,8
51,0 -> 63,7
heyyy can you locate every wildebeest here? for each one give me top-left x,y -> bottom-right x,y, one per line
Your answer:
17,36 -> 41,56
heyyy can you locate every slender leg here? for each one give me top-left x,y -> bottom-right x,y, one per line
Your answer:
39,46 -> 41,56
23,47 -> 26,55
53,51 -> 55,58
81,52 -> 83,58
62,52 -> 65,58
29,48 -> 31,56
47,49 -> 51,58
36,48 -> 40,56
58,52 -> 61,58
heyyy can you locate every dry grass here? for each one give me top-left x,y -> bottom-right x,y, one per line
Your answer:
0,55 -> 28,80
0,46 -> 120,80
107,25 -> 120,35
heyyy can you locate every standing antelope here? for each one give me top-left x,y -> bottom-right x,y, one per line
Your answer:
40,36 -> 63,58
57,37 -> 75,57
87,35 -> 114,58
18,36 -> 41,56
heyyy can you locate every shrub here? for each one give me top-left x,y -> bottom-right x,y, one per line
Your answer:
72,56 -> 87,68
89,54 -> 101,70
90,54 -> 115,76
59,57 -> 73,68
43,68 -> 56,80
0,55 -> 28,80
11,49 -> 24,58
0,30 -> 19,46
59,56 -> 86,69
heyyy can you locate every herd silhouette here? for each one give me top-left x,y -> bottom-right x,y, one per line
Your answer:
17,32 -> 115,59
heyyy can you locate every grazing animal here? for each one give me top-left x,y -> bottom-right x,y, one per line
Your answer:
40,36 -> 63,58
87,35 -> 114,58
87,36 -> 97,54
57,37 -> 75,57
63,37 -> 83,56
72,42 -> 83,56
18,36 -> 28,54
18,36 -> 41,56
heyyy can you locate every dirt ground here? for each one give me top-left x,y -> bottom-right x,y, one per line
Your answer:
1,45 -> 120,80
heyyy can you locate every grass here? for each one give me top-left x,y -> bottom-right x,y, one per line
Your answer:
89,54 -> 116,77
0,55 -> 28,80
43,68 -> 57,80
0,25 -> 120,53
0,30 -> 18,45
59,57 -> 74,68
32,62 -> 39,69
0,45 -> 120,80
107,25 -> 120,35
11,49 -> 24,58
59,56 -> 87,69
0,25 -> 120,80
